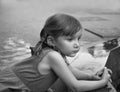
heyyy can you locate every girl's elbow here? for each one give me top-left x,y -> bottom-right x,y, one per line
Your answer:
69,86 -> 78,92
72,85 -> 88,92
69,83 -> 82,92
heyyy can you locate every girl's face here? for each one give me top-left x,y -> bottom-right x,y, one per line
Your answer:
54,30 -> 82,57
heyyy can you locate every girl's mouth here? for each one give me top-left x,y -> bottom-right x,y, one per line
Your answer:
73,50 -> 79,54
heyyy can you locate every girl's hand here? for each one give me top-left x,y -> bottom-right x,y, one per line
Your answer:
92,67 -> 112,80
107,68 -> 112,75
90,68 -> 104,80
91,74 -> 101,80
101,67 -> 111,83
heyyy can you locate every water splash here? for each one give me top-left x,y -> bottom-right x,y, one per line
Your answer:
0,37 -> 31,70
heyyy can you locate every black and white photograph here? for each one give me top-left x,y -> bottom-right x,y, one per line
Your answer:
0,0 -> 120,92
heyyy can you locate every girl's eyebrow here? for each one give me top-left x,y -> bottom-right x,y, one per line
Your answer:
63,36 -> 74,40
67,35 -> 74,38
64,36 -> 73,39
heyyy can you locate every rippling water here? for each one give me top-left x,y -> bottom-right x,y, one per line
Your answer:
0,36 -> 31,70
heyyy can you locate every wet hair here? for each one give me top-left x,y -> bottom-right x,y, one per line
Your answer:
31,13 -> 82,55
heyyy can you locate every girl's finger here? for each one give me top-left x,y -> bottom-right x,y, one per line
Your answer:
109,78 -> 112,83
107,68 -> 112,75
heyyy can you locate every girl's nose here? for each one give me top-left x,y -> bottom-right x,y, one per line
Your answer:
74,42 -> 80,48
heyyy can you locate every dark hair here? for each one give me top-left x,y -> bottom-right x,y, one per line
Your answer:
31,13 -> 82,55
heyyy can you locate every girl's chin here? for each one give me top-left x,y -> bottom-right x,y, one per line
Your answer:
67,53 -> 77,57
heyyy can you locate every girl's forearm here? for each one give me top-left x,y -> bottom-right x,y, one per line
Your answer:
72,79 -> 107,92
68,65 -> 92,80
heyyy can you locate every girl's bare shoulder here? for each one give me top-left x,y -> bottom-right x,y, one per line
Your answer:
43,50 -> 66,68
46,50 -> 63,61
44,50 -> 66,66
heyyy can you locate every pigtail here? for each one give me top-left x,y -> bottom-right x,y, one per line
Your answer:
30,28 -> 48,56
30,41 -> 43,56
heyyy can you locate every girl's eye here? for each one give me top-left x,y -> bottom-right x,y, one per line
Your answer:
65,36 -> 74,41
67,38 -> 73,41
78,36 -> 81,40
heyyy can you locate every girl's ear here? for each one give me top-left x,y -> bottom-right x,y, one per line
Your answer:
47,36 -> 55,47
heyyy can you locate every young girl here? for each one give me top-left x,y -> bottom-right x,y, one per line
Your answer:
0,13 -> 111,92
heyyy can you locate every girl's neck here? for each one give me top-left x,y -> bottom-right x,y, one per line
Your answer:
53,46 -> 66,57
43,41 -> 66,57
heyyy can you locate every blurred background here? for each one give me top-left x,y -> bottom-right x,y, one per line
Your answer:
0,0 -> 120,69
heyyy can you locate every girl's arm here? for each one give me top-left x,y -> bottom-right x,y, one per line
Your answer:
68,65 -> 100,80
48,51 -> 110,92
